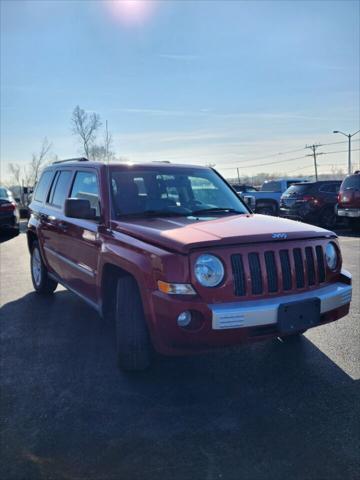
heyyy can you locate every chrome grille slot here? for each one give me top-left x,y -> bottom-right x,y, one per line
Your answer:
231,254 -> 246,296
293,248 -> 305,288
248,252 -> 263,294
305,247 -> 316,285
264,251 -> 278,293
315,246 -> 326,283
279,250 -> 292,291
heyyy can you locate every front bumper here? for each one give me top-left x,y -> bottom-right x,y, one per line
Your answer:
148,272 -> 352,355
337,208 -> 360,218
211,282 -> 352,330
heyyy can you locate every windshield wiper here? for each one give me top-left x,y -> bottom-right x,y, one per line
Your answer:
191,207 -> 243,216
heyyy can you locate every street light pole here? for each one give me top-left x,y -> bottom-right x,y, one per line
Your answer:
333,130 -> 360,174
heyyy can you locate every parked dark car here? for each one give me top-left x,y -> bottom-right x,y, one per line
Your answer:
0,186 -> 20,235
27,159 -> 352,371
336,171 -> 360,232
231,184 -> 258,210
231,184 -> 258,194
280,180 -> 342,229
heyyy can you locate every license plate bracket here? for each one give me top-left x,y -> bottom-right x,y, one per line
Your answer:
277,298 -> 321,334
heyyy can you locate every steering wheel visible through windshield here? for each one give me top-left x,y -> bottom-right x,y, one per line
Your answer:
110,166 -> 249,218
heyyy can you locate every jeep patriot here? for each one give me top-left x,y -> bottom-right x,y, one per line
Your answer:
28,159 -> 352,370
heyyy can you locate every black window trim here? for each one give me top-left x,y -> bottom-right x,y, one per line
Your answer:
69,168 -> 101,220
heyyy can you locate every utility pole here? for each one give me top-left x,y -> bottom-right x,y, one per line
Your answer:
237,168 -> 241,184
306,144 -> 323,181
105,120 -> 109,164
333,130 -> 360,174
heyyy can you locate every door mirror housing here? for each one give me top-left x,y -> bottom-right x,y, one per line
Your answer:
64,198 -> 96,220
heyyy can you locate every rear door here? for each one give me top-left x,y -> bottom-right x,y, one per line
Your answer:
55,169 -> 102,302
41,169 -> 74,277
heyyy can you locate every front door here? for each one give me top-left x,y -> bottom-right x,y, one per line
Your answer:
55,169 -> 102,303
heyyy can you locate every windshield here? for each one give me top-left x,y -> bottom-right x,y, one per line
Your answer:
261,181 -> 281,192
110,167 -> 249,218
341,175 -> 360,190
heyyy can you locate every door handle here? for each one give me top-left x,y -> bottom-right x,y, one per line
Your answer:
58,221 -> 68,232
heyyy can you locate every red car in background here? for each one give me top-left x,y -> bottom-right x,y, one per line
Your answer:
337,171 -> 360,232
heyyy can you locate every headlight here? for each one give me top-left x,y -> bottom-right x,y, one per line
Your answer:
325,242 -> 338,271
195,254 -> 225,287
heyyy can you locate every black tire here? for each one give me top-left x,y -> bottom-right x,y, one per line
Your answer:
30,241 -> 58,294
279,329 -> 307,342
319,207 -> 337,229
257,204 -> 277,216
115,276 -> 151,371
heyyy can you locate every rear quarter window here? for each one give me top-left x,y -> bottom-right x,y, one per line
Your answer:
34,171 -> 53,202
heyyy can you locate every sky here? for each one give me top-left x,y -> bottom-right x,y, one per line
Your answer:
1,0 -> 359,181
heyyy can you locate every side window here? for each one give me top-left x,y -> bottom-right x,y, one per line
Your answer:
48,171 -> 72,208
319,184 -> 339,194
70,171 -> 100,217
34,171 -> 53,203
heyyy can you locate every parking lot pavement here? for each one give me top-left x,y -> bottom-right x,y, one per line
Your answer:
0,229 -> 359,480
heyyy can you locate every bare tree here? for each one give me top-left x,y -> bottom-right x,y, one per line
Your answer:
7,138 -> 52,188
103,120 -> 115,163
7,163 -> 22,186
72,105 -> 102,158
28,137 -> 52,186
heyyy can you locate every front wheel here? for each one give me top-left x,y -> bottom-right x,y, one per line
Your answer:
115,276 -> 151,371
30,241 -> 58,294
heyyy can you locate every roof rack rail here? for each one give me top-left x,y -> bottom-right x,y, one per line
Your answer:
52,157 -> 89,164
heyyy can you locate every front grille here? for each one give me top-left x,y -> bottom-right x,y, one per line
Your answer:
231,244 -> 327,297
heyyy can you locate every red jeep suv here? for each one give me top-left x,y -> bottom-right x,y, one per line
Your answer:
337,171 -> 360,232
27,159 -> 352,370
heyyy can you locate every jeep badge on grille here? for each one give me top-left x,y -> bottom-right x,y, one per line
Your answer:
272,233 -> 288,239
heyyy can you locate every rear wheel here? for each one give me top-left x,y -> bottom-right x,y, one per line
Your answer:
115,276 -> 151,371
350,218 -> 360,233
30,241 -> 58,294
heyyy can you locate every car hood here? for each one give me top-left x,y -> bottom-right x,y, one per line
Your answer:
112,214 -> 335,254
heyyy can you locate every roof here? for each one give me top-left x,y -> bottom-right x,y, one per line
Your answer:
48,160 -> 210,170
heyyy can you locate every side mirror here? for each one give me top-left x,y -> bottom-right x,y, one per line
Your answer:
64,198 -> 96,220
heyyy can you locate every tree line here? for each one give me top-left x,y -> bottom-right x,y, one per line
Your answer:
7,105 -> 117,188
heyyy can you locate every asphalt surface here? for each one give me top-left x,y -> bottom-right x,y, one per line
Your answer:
1,225 -> 359,480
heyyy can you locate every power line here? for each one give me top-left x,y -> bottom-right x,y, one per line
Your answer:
224,139 -> 359,168
220,147 -> 360,171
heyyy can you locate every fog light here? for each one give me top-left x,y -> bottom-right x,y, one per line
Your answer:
177,311 -> 192,328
